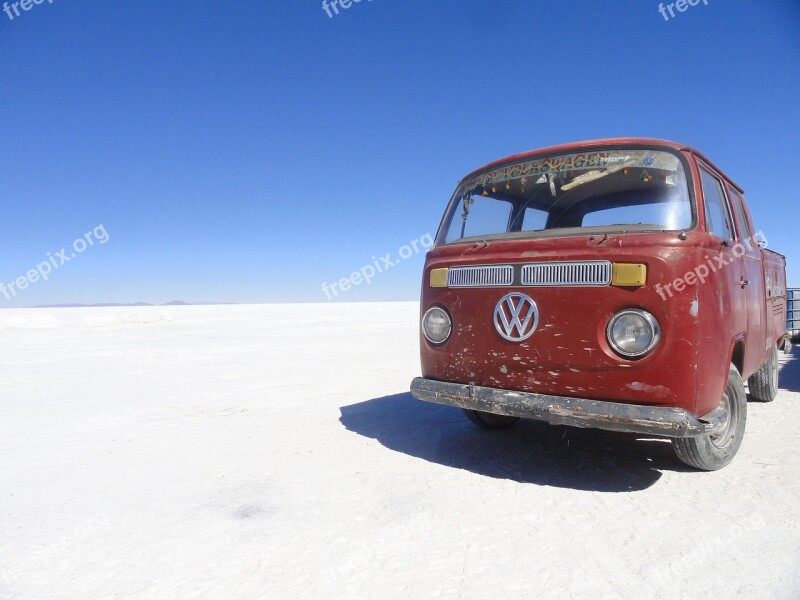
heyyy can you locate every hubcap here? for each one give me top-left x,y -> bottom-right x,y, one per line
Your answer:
710,385 -> 738,449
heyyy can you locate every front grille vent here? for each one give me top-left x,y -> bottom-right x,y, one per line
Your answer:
521,261 -> 612,287
448,265 -> 514,288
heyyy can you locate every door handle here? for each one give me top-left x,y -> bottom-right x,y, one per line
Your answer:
740,279 -> 750,288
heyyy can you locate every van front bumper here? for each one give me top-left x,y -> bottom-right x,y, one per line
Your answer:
410,377 -> 726,438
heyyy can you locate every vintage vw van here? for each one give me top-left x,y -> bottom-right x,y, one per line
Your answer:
410,138 -> 787,470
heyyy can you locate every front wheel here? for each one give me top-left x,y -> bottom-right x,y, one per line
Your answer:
673,363 -> 747,471
463,409 -> 519,429
748,346 -> 779,402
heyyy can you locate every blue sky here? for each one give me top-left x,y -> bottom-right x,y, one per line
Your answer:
1,0 -> 798,307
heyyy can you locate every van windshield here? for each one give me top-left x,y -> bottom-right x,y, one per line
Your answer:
439,149 -> 692,245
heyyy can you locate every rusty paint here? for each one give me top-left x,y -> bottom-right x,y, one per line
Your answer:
417,138 -> 788,423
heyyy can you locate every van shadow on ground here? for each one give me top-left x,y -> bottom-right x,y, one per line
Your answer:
342,348 -> 800,492
340,393 -> 692,493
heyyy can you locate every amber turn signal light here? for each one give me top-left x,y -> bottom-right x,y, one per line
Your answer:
429,268 -> 449,288
611,263 -> 647,287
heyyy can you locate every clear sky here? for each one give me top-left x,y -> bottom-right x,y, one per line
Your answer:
1,0 -> 798,307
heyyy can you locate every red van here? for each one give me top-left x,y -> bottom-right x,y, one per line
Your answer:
411,138 -> 788,470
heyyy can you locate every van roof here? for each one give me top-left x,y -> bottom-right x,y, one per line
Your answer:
461,137 -> 744,193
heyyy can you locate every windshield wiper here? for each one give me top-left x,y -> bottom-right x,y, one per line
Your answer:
459,194 -> 473,239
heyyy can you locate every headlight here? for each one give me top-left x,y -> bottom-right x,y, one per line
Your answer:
606,309 -> 660,358
422,306 -> 452,344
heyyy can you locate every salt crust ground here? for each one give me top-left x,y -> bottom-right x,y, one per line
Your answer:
0,303 -> 798,599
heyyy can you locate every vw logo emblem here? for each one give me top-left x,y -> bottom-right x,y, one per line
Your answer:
493,293 -> 539,342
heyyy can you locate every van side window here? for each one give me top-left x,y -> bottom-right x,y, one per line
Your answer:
728,187 -> 753,241
700,167 -> 734,240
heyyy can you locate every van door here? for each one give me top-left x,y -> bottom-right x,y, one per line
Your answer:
728,185 -> 767,377
698,165 -> 746,346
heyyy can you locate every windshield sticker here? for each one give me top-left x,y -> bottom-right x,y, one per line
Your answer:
465,150 -> 680,191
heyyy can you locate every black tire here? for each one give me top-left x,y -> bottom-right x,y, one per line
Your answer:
748,346 -> 779,402
673,363 -> 747,471
463,409 -> 519,429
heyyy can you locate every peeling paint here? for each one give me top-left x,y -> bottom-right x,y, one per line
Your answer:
627,381 -> 671,397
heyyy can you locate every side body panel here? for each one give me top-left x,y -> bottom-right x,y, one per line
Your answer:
763,250 -> 789,350
687,155 -> 747,414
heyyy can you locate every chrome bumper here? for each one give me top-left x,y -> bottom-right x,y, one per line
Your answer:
410,377 -> 727,438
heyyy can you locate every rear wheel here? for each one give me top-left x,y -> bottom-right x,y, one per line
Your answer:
673,363 -> 747,471
748,346 -> 779,402
463,409 -> 519,429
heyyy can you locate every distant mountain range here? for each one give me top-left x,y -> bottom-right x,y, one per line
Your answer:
33,301 -> 237,308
